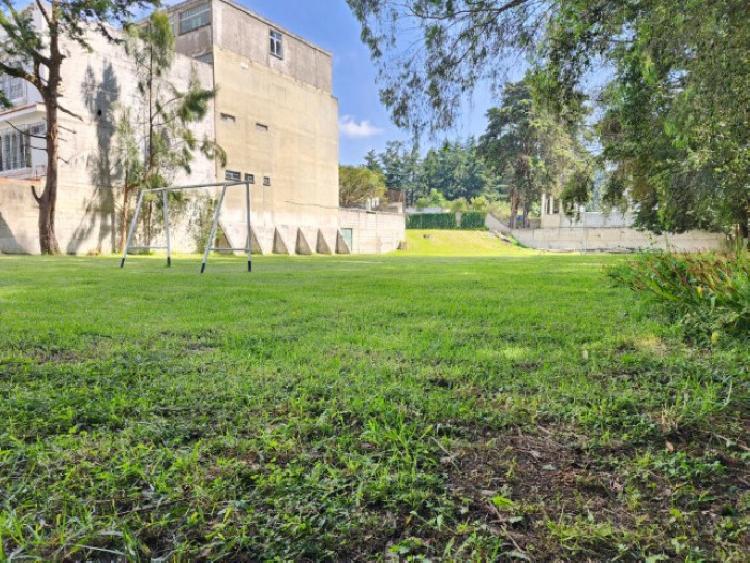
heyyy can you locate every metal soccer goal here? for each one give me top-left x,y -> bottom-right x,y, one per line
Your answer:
120,181 -> 254,274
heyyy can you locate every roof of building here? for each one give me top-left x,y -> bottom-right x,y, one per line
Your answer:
166,0 -> 333,58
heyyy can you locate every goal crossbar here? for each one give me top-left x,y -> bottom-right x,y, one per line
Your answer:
120,181 -> 254,274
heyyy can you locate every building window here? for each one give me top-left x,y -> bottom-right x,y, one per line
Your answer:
0,75 -> 24,101
263,176 -> 271,186
552,198 -> 560,214
179,3 -> 211,35
225,170 -> 241,182
195,52 -> 214,65
270,29 -> 283,59
244,173 -> 255,184
220,112 -> 236,123
0,123 -> 42,172
255,122 -> 268,132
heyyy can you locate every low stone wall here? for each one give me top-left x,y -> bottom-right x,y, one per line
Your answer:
517,227 -> 727,252
486,215 -> 727,252
338,209 -> 406,254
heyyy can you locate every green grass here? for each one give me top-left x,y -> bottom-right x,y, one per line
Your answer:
399,229 -> 536,256
0,254 -> 747,560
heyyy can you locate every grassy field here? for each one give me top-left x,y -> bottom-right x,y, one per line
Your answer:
0,254 -> 747,560
399,229 -> 536,256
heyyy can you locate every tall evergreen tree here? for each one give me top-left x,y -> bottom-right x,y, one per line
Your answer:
114,10 -> 226,248
478,78 -> 592,227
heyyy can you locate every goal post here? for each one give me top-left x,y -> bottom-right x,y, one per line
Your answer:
120,181 -> 254,274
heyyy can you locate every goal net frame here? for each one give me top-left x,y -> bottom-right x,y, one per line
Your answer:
119,181 -> 253,274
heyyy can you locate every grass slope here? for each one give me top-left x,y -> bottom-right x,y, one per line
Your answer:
400,229 -> 536,256
0,255 -> 747,560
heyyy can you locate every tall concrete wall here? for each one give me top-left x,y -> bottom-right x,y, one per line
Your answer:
213,0 -> 332,92
214,46 -> 339,228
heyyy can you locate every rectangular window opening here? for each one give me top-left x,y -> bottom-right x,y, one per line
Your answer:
244,173 -> 255,184
0,75 -> 24,101
220,113 -> 236,123
263,176 -> 271,187
179,3 -> 211,35
225,170 -> 241,181
0,123 -> 42,172
269,29 -> 283,59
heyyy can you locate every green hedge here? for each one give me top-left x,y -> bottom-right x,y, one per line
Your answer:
406,212 -> 487,229
459,212 -> 487,229
407,213 -> 457,229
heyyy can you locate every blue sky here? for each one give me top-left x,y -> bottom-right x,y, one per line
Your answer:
239,0 -> 506,165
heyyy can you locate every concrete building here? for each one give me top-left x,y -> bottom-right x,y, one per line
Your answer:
0,0 -> 405,255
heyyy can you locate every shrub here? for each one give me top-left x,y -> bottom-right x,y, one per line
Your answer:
608,252 -> 750,344
450,197 -> 469,213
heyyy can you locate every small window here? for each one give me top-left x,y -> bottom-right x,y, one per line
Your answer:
255,122 -> 268,132
179,3 -> 211,35
269,29 -> 283,59
195,52 -> 214,65
1,75 -> 24,101
552,198 -> 560,214
225,170 -> 241,181
263,176 -> 271,187
220,112 -> 236,123
244,173 -> 255,184
0,123 -> 39,172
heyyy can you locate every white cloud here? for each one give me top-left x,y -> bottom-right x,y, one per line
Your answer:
339,115 -> 383,139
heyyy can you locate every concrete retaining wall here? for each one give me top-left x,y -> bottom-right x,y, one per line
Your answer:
0,178 -> 117,255
1,179 -> 407,256
338,209 -> 406,254
0,179 -> 214,255
487,214 -> 727,252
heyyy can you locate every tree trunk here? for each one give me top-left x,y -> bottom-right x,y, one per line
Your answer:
509,189 -> 519,229
38,95 -> 60,254
119,184 -> 132,253
36,7 -> 62,255
522,200 -> 530,228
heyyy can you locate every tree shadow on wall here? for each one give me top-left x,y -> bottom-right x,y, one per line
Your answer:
0,212 -> 27,254
66,62 -> 121,255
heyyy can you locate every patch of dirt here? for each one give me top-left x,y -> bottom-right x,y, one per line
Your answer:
442,425 -> 628,559
437,423 -> 750,560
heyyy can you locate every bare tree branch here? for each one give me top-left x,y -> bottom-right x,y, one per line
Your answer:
31,184 -> 43,203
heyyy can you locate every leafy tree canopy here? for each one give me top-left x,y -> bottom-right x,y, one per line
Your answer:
348,0 -> 750,238
339,165 -> 387,207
